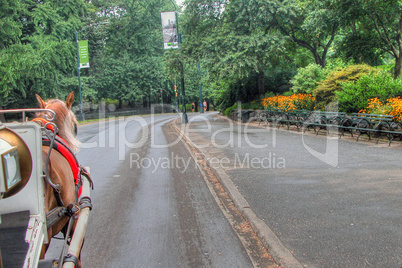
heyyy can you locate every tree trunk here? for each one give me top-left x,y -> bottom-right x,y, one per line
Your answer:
0,106 -> 5,122
313,50 -> 326,68
394,54 -> 401,79
258,70 -> 265,96
394,36 -> 402,78
395,16 -> 402,78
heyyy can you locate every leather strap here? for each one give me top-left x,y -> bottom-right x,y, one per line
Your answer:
46,206 -> 67,229
46,197 -> 93,229
63,253 -> 79,266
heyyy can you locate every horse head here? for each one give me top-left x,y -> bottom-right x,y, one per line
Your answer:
35,91 -> 80,153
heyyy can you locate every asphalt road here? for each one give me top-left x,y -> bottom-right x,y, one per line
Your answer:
46,113 -> 257,267
185,112 -> 402,268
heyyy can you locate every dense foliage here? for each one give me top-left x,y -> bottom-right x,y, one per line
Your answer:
1,0 -> 402,117
290,61 -> 346,95
0,0 -> 86,108
0,0 -> 174,110
313,64 -> 374,109
180,0 -> 402,113
336,71 -> 402,113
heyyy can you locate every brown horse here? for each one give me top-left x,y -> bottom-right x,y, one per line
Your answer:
35,92 -> 82,266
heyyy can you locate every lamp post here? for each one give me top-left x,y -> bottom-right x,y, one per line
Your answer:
173,77 -> 178,110
160,88 -> 164,113
167,0 -> 188,123
76,21 -> 109,121
197,60 -> 204,113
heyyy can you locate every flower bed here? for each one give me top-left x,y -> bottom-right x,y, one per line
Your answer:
360,97 -> 402,121
261,94 -> 315,111
261,93 -> 402,121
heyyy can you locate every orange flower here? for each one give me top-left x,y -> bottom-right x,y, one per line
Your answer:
362,96 -> 402,121
261,94 -> 315,111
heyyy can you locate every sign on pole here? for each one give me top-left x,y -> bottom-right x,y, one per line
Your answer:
78,40 -> 90,69
161,11 -> 178,49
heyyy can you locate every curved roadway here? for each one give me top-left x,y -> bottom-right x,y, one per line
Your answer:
46,113 -> 259,267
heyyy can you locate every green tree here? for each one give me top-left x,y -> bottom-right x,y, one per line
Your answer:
333,0 -> 402,78
0,0 -> 89,109
268,0 -> 340,68
92,0 -> 168,107
182,0 -> 290,101
0,0 -> 24,49
361,0 -> 402,78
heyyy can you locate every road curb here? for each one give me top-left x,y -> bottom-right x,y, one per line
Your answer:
173,117 -> 303,268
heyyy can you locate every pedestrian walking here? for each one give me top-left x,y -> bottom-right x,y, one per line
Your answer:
203,100 -> 207,112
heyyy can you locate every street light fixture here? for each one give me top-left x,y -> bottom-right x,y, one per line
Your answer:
76,21 -> 109,121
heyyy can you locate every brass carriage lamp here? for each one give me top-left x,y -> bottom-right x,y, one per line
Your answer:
0,138 -> 22,196
0,125 -> 32,199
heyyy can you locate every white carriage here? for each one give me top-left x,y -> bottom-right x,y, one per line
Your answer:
0,109 -> 92,268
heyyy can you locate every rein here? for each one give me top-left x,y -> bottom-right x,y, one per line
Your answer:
32,117 -> 64,205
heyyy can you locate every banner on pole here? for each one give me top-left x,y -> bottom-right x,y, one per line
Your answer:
161,11 -> 178,49
79,40 -> 90,68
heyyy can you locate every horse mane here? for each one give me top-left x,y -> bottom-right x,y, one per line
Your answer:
36,98 -> 80,154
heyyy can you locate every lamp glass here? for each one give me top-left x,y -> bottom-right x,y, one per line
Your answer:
2,148 -> 21,190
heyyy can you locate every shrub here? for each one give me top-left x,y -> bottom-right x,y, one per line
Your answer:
224,102 -> 237,116
336,71 -> 402,113
313,64 -> 374,110
222,100 -> 264,116
179,104 -> 193,111
290,60 -> 347,95
291,63 -> 328,94
241,100 -> 264,110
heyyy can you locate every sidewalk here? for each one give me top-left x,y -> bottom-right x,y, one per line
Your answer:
177,112 -> 402,268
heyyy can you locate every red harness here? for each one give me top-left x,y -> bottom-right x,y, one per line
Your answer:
33,117 -> 93,231
32,117 -> 82,196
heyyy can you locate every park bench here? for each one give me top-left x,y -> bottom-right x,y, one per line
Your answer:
236,109 -> 402,145
256,109 -> 284,126
277,110 -> 312,131
231,109 -> 255,123
339,113 -> 402,145
255,110 -> 270,125
303,111 -> 346,135
240,110 -> 254,122
380,120 -> 402,145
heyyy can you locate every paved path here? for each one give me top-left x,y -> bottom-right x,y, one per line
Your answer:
46,114 -> 266,267
182,112 -> 402,268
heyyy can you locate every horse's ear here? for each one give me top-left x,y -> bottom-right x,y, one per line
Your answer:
36,94 -> 46,109
65,91 -> 75,110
